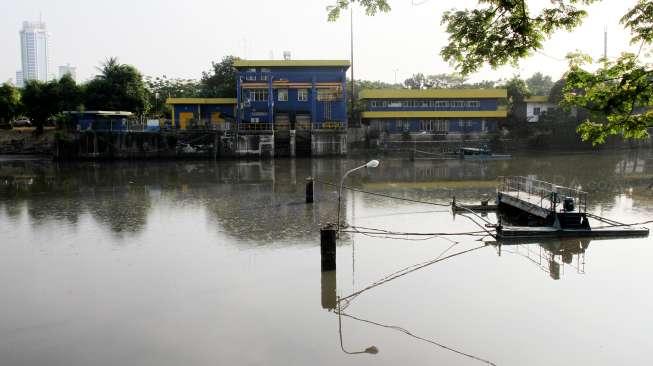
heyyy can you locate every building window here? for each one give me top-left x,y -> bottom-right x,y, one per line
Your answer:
371,100 -> 388,108
260,68 -> 270,81
249,89 -> 268,102
533,107 -> 541,115
317,89 -> 337,101
467,101 -> 480,108
298,89 -> 308,102
458,120 -> 473,128
245,68 -> 256,81
453,101 -> 465,108
278,89 -> 288,102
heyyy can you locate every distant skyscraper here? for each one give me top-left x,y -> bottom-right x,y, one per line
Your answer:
19,21 -> 51,83
15,70 -> 24,87
59,64 -> 76,81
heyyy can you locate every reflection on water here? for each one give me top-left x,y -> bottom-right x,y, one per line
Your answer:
0,150 -> 652,366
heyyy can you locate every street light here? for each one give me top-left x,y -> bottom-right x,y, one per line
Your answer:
337,160 -> 380,231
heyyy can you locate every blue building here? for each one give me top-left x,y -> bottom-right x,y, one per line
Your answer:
233,60 -> 350,130
64,111 -> 134,132
360,89 -> 507,137
166,98 -> 237,130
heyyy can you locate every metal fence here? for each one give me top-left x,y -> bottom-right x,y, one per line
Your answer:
498,176 -> 588,213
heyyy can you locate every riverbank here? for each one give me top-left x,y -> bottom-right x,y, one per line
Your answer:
1,127 -> 651,158
0,128 -> 56,155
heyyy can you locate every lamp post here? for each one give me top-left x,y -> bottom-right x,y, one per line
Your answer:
337,160 -> 380,231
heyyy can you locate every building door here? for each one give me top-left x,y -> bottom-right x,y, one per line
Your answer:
179,112 -> 193,129
275,113 -> 290,130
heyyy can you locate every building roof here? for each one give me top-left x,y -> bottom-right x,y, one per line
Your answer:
359,89 -> 507,99
64,111 -> 134,116
166,98 -> 237,105
233,60 -> 351,68
362,110 -> 508,119
524,96 -> 550,103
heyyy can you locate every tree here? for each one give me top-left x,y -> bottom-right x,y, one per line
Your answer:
200,55 -> 239,98
0,83 -> 21,124
526,72 -> 554,96
84,57 -> 149,114
549,78 -> 567,104
327,0 -> 653,144
503,76 -> 530,124
564,52 -> 653,145
404,73 -> 470,89
403,73 -> 432,89
145,75 -> 201,116
57,74 -> 82,112
21,80 -> 61,133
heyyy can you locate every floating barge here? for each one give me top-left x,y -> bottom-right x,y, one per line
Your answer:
493,176 -> 649,240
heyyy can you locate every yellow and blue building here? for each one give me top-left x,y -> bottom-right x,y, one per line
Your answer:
360,89 -> 507,137
166,98 -> 237,130
233,60 -> 350,130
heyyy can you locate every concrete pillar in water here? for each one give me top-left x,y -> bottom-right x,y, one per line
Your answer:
290,129 -> 296,157
306,177 -> 314,203
321,269 -> 337,310
320,223 -> 336,271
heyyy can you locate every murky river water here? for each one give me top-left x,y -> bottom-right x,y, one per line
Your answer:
1,150 -> 652,366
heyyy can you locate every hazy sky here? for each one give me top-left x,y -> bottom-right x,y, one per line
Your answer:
2,0 -> 650,84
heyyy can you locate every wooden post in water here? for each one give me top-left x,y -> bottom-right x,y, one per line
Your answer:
320,223 -> 336,271
306,177 -> 314,203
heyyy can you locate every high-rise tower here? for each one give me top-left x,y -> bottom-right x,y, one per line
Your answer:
19,21 -> 51,85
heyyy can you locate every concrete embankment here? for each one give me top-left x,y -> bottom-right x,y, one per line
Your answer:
0,129 -> 55,155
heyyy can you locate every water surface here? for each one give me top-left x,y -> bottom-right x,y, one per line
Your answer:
1,151 -> 652,366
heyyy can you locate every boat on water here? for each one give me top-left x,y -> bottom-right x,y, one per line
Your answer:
458,147 -> 512,160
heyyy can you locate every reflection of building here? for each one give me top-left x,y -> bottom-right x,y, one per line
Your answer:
360,89 -> 507,138
19,21 -> 51,83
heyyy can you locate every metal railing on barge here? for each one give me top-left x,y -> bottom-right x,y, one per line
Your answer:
498,176 -> 588,213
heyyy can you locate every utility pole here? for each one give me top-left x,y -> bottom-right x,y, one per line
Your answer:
350,6 -> 355,126
603,26 -> 608,60
393,68 -> 399,84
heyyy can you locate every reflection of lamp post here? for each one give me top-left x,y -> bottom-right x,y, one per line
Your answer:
337,298 -> 379,355
337,160 -> 380,230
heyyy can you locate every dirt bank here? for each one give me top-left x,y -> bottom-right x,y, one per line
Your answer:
0,128 -> 56,154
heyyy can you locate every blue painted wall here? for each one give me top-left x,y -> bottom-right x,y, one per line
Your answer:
373,119 -> 498,134
236,66 -> 348,128
367,99 -> 498,111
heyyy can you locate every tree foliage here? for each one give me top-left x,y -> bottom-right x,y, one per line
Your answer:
84,57 -> 149,113
526,72 -> 554,96
328,0 -> 653,144
0,83 -> 21,124
21,80 -> 62,133
200,55 -> 239,98
563,52 -> 653,145
503,76 -> 530,123
145,75 -> 201,116
327,0 -> 390,21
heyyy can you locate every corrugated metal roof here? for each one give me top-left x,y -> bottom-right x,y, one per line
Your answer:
359,89 -> 508,99
234,60 -> 351,68
166,98 -> 237,105
524,96 -> 550,103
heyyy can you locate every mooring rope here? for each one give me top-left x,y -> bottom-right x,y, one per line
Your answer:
339,244 -> 487,304
335,311 -> 497,366
314,179 -> 451,207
